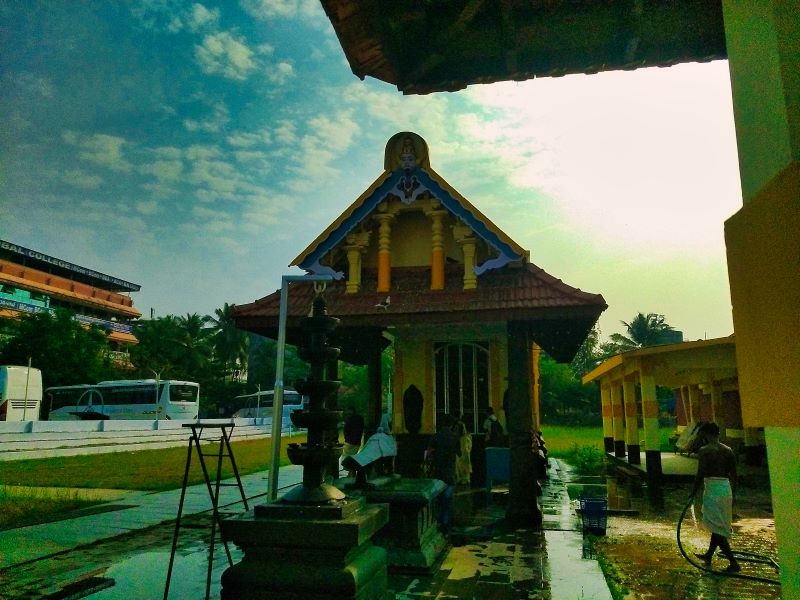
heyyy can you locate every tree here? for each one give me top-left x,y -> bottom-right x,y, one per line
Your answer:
0,310 -> 121,388
129,315 -> 183,379
173,313 -> 214,379
207,303 -> 249,380
569,326 -> 601,379
607,312 -> 675,352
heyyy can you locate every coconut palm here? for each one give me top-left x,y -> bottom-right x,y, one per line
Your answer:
208,303 -> 249,380
608,312 -> 675,351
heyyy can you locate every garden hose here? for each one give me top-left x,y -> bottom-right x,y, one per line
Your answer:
676,495 -> 780,585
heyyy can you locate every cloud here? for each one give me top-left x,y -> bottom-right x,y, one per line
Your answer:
61,131 -> 133,173
195,31 -> 258,80
135,200 -> 160,215
139,158 -> 183,182
62,169 -> 103,189
227,129 -> 272,147
183,101 -> 230,133
266,60 -> 294,85
240,0 -> 323,21
188,4 -> 220,31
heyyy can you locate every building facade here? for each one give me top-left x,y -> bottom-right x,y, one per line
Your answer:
0,240 -> 140,358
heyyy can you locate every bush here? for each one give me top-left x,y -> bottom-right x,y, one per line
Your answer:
562,443 -> 606,475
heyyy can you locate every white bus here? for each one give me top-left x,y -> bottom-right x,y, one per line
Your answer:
44,379 -> 200,421
0,366 -> 43,421
232,389 -> 307,430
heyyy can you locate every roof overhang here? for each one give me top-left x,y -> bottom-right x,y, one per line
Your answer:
319,0 -> 727,95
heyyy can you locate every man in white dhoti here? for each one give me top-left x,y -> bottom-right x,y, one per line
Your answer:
341,414 -> 397,486
690,421 -> 740,572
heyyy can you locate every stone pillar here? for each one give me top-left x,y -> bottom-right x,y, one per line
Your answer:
531,343 -> 541,433
601,383 -> 614,453
610,382 -> 625,457
623,376 -> 640,465
505,321 -> 542,527
640,374 -> 662,482
429,208 -> 446,291
374,210 -> 394,293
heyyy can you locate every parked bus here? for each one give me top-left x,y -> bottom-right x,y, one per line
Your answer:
44,379 -> 200,421
232,389 -> 307,430
0,366 -> 43,421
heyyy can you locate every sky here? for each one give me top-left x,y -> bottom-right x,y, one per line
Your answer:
1,1 -> 744,345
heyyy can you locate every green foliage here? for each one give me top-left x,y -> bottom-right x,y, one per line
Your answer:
0,487 -> 98,529
539,353 -> 601,426
0,310 -> 122,388
247,335 -> 308,391
606,312 -> 675,353
561,443 -> 606,475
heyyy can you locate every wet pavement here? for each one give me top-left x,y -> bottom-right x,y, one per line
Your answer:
0,460 -> 613,599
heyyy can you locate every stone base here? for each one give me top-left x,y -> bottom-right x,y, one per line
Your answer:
340,476 -> 449,574
221,499 -> 389,600
626,444 -> 641,465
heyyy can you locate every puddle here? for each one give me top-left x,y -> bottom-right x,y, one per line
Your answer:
87,543 -> 242,599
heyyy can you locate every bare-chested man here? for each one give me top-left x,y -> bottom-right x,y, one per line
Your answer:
690,421 -> 740,572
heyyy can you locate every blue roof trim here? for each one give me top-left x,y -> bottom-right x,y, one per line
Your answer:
298,168 -> 522,274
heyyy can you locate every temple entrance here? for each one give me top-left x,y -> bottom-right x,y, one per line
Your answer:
434,341 -> 490,433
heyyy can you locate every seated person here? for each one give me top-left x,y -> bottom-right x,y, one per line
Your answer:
341,414 -> 397,486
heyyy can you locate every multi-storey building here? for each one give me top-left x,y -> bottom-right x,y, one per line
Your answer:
0,239 -> 140,359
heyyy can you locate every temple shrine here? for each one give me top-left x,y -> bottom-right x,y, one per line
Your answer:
233,131 -> 607,526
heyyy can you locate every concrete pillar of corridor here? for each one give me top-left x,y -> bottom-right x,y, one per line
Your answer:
709,381 -> 726,439
601,384 -> 614,453
722,3 -> 799,593
688,385 -> 702,424
610,382 -> 625,457
623,376 -> 640,465
640,374 -> 662,483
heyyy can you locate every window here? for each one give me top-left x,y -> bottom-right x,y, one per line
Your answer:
433,342 -> 490,433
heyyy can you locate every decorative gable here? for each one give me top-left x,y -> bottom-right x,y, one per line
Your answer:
291,132 -> 529,293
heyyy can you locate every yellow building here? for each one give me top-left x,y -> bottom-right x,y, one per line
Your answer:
234,132 -> 607,525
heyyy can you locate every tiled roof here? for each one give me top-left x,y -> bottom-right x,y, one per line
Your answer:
233,264 -> 606,361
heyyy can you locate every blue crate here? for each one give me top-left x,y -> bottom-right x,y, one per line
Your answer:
579,497 -> 607,536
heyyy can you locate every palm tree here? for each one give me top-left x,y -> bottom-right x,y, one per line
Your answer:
174,313 -> 214,378
208,303 -> 249,381
608,313 -> 675,351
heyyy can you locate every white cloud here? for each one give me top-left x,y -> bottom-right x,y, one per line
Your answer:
188,4 -> 220,31
139,158 -> 183,182
183,101 -> 230,133
195,31 -> 258,80
266,60 -> 294,85
135,200 -> 160,215
228,129 -> 271,147
240,0 -> 322,21
62,169 -> 103,189
62,131 -> 133,173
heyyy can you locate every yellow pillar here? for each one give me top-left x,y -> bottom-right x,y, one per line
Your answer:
375,212 -> 393,293
452,222 -> 477,289
429,209 -> 446,290
344,231 -> 369,294
623,376 -> 640,465
610,381 -> 625,457
601,383 -> 614,453
640,374 -> 662,481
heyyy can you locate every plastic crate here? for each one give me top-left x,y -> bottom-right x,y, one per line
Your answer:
579,497 -> 607,536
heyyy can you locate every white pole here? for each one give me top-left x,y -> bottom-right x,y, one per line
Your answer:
22,358 -> 32,421
267,274 -> 332,501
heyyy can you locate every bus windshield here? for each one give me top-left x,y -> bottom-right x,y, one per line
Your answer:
170,384 -> 198,403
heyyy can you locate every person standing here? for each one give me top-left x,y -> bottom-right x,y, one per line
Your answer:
691,421 -> 740,572
427,414 -> 461,534
483,407 -> 504,447
342,406 -> 365,477
453,412 -> 472,486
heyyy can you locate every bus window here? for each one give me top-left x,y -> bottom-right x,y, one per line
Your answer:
170,384 -> 198,403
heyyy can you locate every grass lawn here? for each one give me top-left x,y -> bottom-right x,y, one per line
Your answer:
0,433 -> 305,492
0,487 -> 99,529
541,424 -> 675,456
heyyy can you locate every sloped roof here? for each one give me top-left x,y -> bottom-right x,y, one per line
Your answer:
292,132 -> 528,277
234,264 -> 606,362
319,0 -> 726,95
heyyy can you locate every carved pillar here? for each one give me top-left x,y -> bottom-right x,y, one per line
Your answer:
453,222 -> 477,290
374,211 -> 394,293
344,231 -> 370,294
429,208 -> 446,290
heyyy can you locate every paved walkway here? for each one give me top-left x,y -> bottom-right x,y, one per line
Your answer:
0,460 -> 612,599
